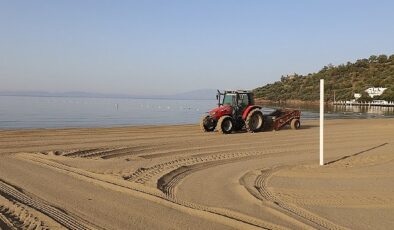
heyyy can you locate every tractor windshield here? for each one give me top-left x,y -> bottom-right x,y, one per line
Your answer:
222,94 -> 237,106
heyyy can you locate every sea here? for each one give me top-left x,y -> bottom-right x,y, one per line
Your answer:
0,96 -> 394,129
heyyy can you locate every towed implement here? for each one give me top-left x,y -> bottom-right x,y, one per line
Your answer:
200,90 -> 301,134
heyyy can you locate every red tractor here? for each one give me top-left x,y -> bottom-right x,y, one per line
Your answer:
200,90 -> 264,134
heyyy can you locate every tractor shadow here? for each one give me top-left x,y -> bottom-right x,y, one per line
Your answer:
299,124 -> 319,130
325,143 -> 388,165
261,124 -> 318,131
220,123 -> 318,134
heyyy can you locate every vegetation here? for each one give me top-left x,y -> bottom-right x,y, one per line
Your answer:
253,54 -> 394,102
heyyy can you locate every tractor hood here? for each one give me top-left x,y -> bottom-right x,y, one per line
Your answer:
209,105 -> 233,119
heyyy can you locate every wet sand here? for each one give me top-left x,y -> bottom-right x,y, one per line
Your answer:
0,119 -> 393,229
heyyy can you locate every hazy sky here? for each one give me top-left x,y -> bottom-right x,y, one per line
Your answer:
1,1 -> 394,95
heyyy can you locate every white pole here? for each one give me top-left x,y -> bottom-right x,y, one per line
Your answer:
320,79 -> 324,166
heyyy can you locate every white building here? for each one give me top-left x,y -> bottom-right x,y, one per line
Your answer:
365,87 -> 386,98
354,93 -> 361,100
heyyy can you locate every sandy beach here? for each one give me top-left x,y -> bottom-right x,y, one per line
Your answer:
0,119 -> 393,229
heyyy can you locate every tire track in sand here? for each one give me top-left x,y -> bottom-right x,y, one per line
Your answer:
156,153 -> 336,230
19,153 -> 288,230
157,157 -> 256,199
246,167 -> 348,230
124,146 -> 315,185
0,195 -> 57,230
0,179 -> 97,230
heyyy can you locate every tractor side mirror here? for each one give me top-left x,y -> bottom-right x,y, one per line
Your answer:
216,94 -> 219,100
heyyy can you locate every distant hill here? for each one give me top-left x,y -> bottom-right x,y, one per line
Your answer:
0,89 -> 218,100
0,91 -> 135,98
253,54 -> 394,102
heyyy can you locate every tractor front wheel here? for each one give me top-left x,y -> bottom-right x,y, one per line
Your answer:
200,115 -> 216,132
245,109 -> 264,132
217,115 -> 234,134
290,119 -> 301,130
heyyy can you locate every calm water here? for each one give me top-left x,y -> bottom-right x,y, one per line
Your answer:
0,96 -> 393,129
292,104 -> 394,120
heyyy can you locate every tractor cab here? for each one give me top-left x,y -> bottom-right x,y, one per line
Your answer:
218,90 -> 254,113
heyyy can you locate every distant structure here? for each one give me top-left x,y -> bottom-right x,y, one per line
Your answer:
354,93 -> 361,100
365,87 -> 387,98
287,74 -> 296,80
335,86 -> 393,107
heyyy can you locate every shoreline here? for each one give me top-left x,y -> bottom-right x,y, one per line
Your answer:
0,122 -> 198,132
1,116 -> 393,131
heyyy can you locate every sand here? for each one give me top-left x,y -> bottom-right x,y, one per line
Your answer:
0,119 -> 393,229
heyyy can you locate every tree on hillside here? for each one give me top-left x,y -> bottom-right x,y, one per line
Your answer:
378,54 -> 388,63
369,55 -> 378,63
380,88 -> 394,101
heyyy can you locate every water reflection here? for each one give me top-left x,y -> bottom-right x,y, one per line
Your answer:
261,101 -> 394,119
332,105 -> 394,116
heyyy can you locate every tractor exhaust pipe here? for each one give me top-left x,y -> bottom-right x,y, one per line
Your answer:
216,90 -> 222,107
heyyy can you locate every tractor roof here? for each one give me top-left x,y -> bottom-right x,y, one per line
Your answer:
224,90 -> 253,94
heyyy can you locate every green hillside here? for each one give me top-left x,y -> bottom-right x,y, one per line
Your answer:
253,54 -> 394,102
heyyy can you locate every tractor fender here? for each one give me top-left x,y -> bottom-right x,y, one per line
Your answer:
242,105 -> 262,120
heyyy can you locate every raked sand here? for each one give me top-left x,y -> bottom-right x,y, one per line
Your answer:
0,119 -> 393,229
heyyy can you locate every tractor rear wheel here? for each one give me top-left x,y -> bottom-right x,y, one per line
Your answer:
245,109 -> 264,132
217,115 -> 234,134
200,115 -> 216,132
290,119 -> 301,130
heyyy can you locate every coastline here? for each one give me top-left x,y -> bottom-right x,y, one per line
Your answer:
255,98 -> 322,107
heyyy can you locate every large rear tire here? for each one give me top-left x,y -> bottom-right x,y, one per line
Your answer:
245,109 -> 264,133
290,119 -> 301,130
217,115 -> 234,134
200,115 -> 216,132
